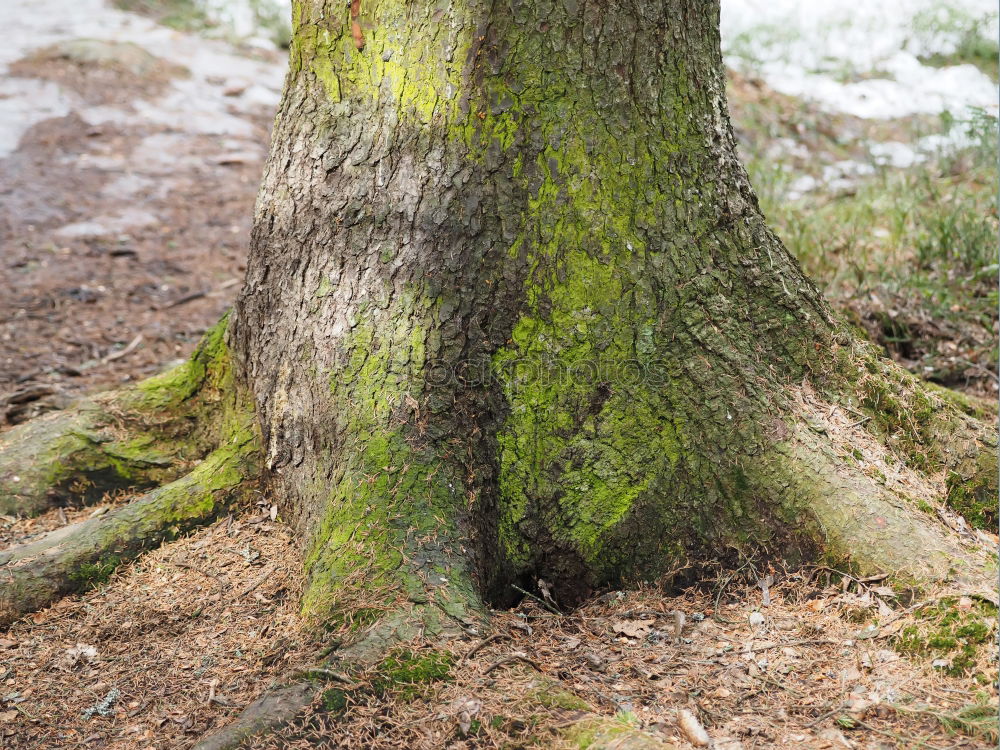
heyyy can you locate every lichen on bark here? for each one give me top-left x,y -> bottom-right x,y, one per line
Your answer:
228,0 -> 996,618
0,316 -> 236,517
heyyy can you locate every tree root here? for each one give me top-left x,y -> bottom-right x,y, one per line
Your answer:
560,716 -> 676,749
193,601 -> 478,750
0,430 -> 257,627
0,318 -> 232,517
769,388 -> 997,600
193,681 -> 318,750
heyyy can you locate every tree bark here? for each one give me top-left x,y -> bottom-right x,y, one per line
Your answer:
0,1 -> 993,745
227,0 -> 995,620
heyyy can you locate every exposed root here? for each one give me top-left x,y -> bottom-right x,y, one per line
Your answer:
0,430 -> 257,627
196,603 -> 678,750
770,385 -> 997,599
0,318 -> 232,517
835,342 -> 998,530
194,595 -> 484,748
193,681 -> 318,750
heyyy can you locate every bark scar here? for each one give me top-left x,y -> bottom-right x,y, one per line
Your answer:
350,0 -> 365,50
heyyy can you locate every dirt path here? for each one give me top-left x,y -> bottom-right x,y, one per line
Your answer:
0,0 -> 284,426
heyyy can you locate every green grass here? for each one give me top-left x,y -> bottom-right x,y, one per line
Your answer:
909,6 -> 999,80
112,0 -> 212,34
112,0 -> 291,48
746,108 -> 998,389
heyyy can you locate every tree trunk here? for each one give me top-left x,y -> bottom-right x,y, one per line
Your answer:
0,1 -> 993,744
227,0 -> 995,622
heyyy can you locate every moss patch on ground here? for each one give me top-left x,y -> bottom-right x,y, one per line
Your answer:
68,554 -> 122,589
895,597 -> 997,681
370,648 -> 455,701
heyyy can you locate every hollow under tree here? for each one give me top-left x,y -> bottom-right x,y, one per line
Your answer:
0,0 -> 995,746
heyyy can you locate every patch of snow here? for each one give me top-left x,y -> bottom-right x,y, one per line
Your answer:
869,141 -> 923,168
100,173 -> 158,200
917,125 -> 984,153
197,0 -> 291,47
55,208 -> 160,238
765,137 -> 812,161
0,78 -> 71,157
1,0 -> 285,157
722,0 -> 998,119
787,160 -> 884,200
786,175 -> 819,201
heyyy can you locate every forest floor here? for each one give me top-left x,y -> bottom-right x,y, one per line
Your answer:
1,502 -> 997,749
0,1 -> 997,749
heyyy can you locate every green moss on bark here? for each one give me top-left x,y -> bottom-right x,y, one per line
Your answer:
300,290 -> 479,623
290,0 -> 471,122
267,0 -> 996,613
0,316 -> 236,517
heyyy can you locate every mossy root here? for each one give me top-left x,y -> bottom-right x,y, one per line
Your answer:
0,401 -> 177,517
192,681 -> 318,750
0,433 -> 257,627
194,593 -> 485,748
769,416 -> 997,600
195,631 -> 679,749
562,716 -> 677,749
0,317 -> 233,518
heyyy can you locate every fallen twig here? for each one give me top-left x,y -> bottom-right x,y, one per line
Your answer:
511,583 -> 562,615
101,334 -> 143,364
304,668 -> 358,687
804,702 -> 845,728
460,632 -> 505,665
852,716 -> 948,750
483,651 -> 542,675
162,290 -> 208,309
237,564 -> 277,599
746,637 -> 835,653
167,560 -> 224,585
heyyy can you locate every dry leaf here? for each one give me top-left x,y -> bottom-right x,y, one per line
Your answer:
874,649 -> 898,664
61,643 -> 98,669
840,666 -> 862,682
880,618 -> 905,636
612,619 -> 653,638
452,696 -> 481,736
